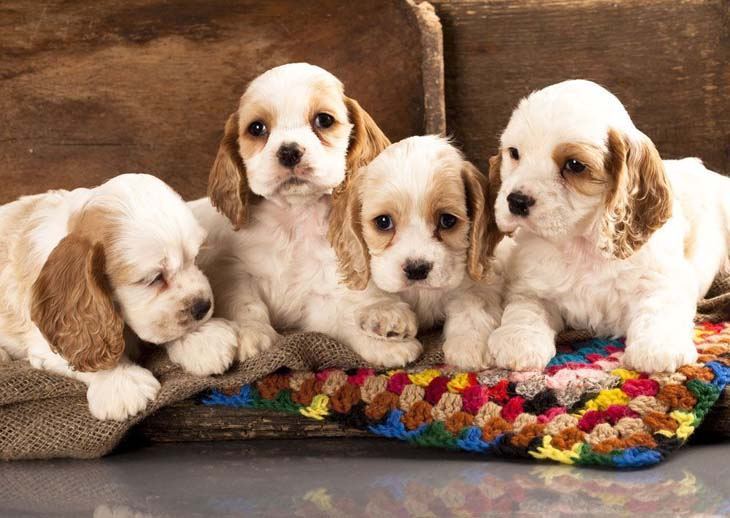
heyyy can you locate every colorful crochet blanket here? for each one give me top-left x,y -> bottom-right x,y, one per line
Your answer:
202,322 -> 730,468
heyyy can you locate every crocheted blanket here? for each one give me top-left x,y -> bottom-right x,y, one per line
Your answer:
203,322 -> 730,468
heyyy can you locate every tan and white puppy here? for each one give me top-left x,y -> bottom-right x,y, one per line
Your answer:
191,63 -> 423,367
488,79 -> 730,372
329,136 -> 503,369
0,174 -> 237,420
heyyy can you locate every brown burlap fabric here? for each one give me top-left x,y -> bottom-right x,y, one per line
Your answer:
2,276 -> 730,461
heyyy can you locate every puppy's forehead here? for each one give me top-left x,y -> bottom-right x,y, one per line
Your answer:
501,80 -> 636,149
364,136 -> 463,192
240,64 -> 345,120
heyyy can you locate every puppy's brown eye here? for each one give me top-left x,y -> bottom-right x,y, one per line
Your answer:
508,147 -> 520,160
374,215 -> 394,231
248,120 -> 267,137
150,272 -> 165,285
438,213 -> 458,230
314,113 -> 335,129
564,159 -> 586,174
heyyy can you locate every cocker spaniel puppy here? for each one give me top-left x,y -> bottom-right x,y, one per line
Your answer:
487,79 -> 729,372
0,174 -> 237,420
191,63 -> 423,367
329,136 -> 503,369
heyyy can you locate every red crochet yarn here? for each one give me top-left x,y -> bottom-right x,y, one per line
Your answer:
622,378 -> 660,397
424,376 -> 450,405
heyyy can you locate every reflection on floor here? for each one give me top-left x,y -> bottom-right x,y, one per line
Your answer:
1,439 -> 729,517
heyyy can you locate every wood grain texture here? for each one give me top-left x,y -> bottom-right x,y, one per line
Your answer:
135,401 -> 367,443
0,0 -> 440,203
429,0 -> 730,175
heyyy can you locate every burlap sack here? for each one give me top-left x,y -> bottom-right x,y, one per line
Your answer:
2,276 -> 729,460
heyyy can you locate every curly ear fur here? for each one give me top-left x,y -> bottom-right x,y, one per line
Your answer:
463,160 -> 503,280
208,112 -> 252,230
599,129 -> 673,259
327,168 -> 371,290
343,97 -> 391,176
31,234 -> 125,372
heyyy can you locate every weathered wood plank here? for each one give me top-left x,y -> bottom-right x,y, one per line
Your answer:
134,401 -> 367,443
429,0 -> 730,175
0,0 -> 442,203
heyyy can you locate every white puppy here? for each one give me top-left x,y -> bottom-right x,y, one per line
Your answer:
329,136 -> 503,369
191,63 -> 423,367
0,174 -> 237,420
487,79 -> 730,372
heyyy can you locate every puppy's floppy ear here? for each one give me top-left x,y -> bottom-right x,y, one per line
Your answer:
488,152 -> 503,195
328,168 -> 371,290
599,129 -> 672,259
343,97 -> 391,175
208,112 -> 252,230
31,234 -> 125,372
462,159 -> 503,280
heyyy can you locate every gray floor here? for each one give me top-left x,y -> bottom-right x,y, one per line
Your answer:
2,439 -> 729,517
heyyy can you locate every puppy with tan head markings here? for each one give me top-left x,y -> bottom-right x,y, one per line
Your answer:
330,136 -> 504,370
191,63 -> 423,367
488,79 -> 730,372
0,174 -> 237,421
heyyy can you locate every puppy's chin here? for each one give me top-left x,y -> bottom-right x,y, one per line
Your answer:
130,313 -> 211,345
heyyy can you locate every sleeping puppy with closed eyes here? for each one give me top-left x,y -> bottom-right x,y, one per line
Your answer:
329,136 -> 504,370
191,63 -> 423,368
0,174 -> 237,420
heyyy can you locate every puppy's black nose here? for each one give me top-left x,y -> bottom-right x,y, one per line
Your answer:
507,191 -> 535,217
190,298 -> 212,321
403,259 -> 433,281
277,143 -> 303,168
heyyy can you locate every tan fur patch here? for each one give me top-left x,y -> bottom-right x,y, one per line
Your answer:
308,81 -> 351,148
208,112 -> 252,229
600,129 -> 673,258
421,170 -> 469,248
552,142 -> 610,196
237,101 -> 273,160
31,234 -> 125,372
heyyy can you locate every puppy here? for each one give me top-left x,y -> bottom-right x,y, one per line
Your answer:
0,174 -> 237,420
329,136 -> 503,369
191,63 -> 423,367
487,79 -> 730,372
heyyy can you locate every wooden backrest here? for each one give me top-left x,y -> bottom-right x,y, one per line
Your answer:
0,0 -> 440,202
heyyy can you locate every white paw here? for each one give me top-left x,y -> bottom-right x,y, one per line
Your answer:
0,348 -> 11,363
356,301 -> 418,341
166,318 -> 237,376
623,334 -> 698,373
351,336 -> 423,368
237,321 -> 280,362
487,325 -> 555,371
443,333 -> 493,371
87,365 -> 160,421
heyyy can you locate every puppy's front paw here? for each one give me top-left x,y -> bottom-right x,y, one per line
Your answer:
356,301 -> 417,341
0,348 -> 11,363
443,333 -> 493,371
487,325 -> 555,371
237,321 -> 280,362
353,337 -> 423,368
87,365 -> 160,421
166,318 -> 237,376
623,332 -> 698,373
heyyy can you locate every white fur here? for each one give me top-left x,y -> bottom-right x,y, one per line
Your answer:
0,174 -> 236,420
355,136 -> 503,369
488,80 -> 729,372
193,64 -> 422,367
